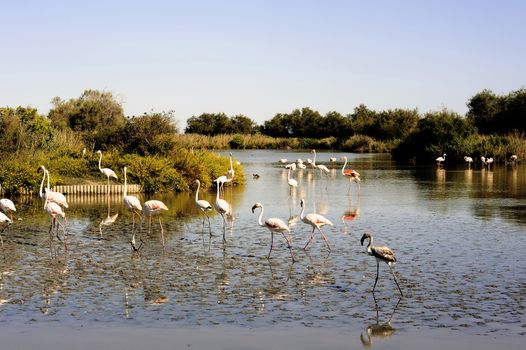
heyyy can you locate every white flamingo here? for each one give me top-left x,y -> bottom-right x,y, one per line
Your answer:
510,154 -> 518,163
311,150 -> 330,176
279,158 -> 288,164
341,156 -> 361,194
0,184 -> 16,221
142,200 -> 169,248
436,153 -> 446,166
195,179 -> 213,236
299,198 -> 333,251
464,156 -> 473,168
227,152 -> 235,181
96,150 -> 118,189
214,175 -> 232,194
43,169 -> 69,209
486,157 -> 494,170
123,167 -> 142,250
214,178 -> 231,241
287,166 -> 298,193
361,232 -> 403,296
251,202 -> 294,261
44,196 -> 67,246
0,211 -> 11,250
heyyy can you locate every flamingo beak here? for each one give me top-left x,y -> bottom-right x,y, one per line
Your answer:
251,204 -> 257,213
360,234 -> 367,246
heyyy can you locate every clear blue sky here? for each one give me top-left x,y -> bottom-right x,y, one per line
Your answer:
1,0 -> 525,126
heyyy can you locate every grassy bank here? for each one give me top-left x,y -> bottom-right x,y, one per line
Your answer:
0,149 -> 243,196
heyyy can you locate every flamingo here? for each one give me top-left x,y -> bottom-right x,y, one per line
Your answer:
0,184 -> 16,221
480,156 -> 486,167
329,157 -> 337,163
299,198 -> 333,251
285,162 -> 297,171
279,158 -> 288,164
195,179 -> 213,236
96,150 -> 118,189
436,153 -> 446,166
311,150 -> 330,176
486,157 -> 494,170
44,197 -> 67,246
251,202 -> 294,261
214,178 -> 231,241
510,154 -> 518,163
142,199 -> 169,248
227,152 -> 235,181
43,169 -> 69,209
464,156 -> 473,168
123,167 -> 142,250
361,232 -> 403,296
341,156 -> 361,194
287,166 -> 298,193
252,174 -> 260,179
214,175 -> 232,194
0,211 -> 11,250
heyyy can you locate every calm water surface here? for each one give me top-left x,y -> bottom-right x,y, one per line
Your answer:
1,150 -> 525,348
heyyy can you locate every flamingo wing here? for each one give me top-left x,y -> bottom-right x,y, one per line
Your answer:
144,200 -> 168,211
124,195 -> 142,211
0,199 -> 16,212
46,191 -> 69,208
0,212 -> 11,223
265,218 -> 290,232
371,245 -> 397,263
197,199 -> 212,211
306,213 -> 333,227
102,168 -> 118,179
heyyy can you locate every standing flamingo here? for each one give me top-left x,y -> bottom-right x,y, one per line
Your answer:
510,154 -> 518,163
227,152 -> 235,181
0,184 -> 16,221
43,169 -> 69,209
142,199 -> 169,248
44,196 -> 67,247
436,153 -> 446,166
287,166 -> 298,193
311,150 -> 330,177
299,199 -> 333,251
0,211 -> 11,250
214,178 -> 231,241
123,167 -> 142,250
214,175 -> 232,195
361,232 -> 403,296
96,150 -> 118,190
341,156 -> 361,194
195,179 -> 213,236
486,157 -> 494,170
251,202 -> 294,261
464,156 -> 473,168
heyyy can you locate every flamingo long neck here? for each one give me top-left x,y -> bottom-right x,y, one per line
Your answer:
312,150 -> 317,166
341,157 -> 348,175
39,167 -> 46,198
46,170 -> 50,191
195,181 -> 200,203
257,205 -> 264,226
367,236 -> 373,251
216,181 -> 220,202
98,152 -> 103,172
300,202 -> 305,220
229,154 -> 233,171
124,168 -> 128,197
287,167 -> 292,181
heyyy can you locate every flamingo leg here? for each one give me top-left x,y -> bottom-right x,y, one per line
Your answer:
267,232 -> 274,259
281,232 -> 295,263
389,264 -> 404,296
372,260 -> 380,293
303,227 -> 315,250
158,216 -> 165,248
317,226 -> 331,251
55,218 -> 68,250
220,213 -> 226,242
0,225 -> 6,250
205,213 -> 212,237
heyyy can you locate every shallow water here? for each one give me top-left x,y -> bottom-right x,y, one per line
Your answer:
0,150 -> 525,348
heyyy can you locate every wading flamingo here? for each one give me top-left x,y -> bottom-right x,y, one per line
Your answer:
0,184 -> 16,221
486,157 -> 494,170
96,150 -> 118,189
214,178 -> 231,241
341,156 -> 361,194
227,152 -> 235,181
436,153 -> 446,166
0,211 -> 11,250
510,154 -> 518,163
299,199 -> 333,251
44,169 -> 69,209
195,179 -> 213,236
251,202 -> 294,262
123,167 -> 142,250
287,167 -> 298,193
464,156 -> 473,168
311,150 -> 330,177
44,196 -> 67,247
361,232 -> 403,296
142,200 -> 169,248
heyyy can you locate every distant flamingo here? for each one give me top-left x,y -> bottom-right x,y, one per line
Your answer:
0,184 -> 16,221
311,150 -> 330,177
510,154 -> 518,163
361,232 -> 403,296
486,157 -> 494,170
195,179 -> 213,236
299,198 -> 333,251
214,178 -> 232,241
341,156 -> 361,194
0,211 -> 11,250
214,175 -> 232,194
329,157 -> 337,163
142,200 -> 169,248
227,152 -> 235,181
436,153 -> 446,166
251,202 -> 294,261
464,156 -> 473,168
287,167 -> 298,193
279,158 -> 288,164
480,156 -> 486,167
96,150 -> 118,189
123,167 -> 142,250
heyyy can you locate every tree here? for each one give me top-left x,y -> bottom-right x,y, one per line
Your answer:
230,115 -> 259,134
123,111 -> 179,155
0,106 -> 52,153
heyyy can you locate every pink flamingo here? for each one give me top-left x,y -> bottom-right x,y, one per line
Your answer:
341,156 -> 361,194
123,167 -> 142,250
44,197 -> 67,247
195,179 -> 213,236
299,198 -> 333,251
96,150 -> 118,189
251,202 -> 294,261
142,199 -> 169,248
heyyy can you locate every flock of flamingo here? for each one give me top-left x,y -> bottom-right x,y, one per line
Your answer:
0,150 -> 410,295
437,153 -> 519,169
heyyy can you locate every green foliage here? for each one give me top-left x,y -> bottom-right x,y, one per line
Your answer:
185,113 -> 258,135
0,159 -> 41,195
229,135 -> 245,149
342,135 -> 392,153
123,111 -> 179,155
0,106 -> 53,153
